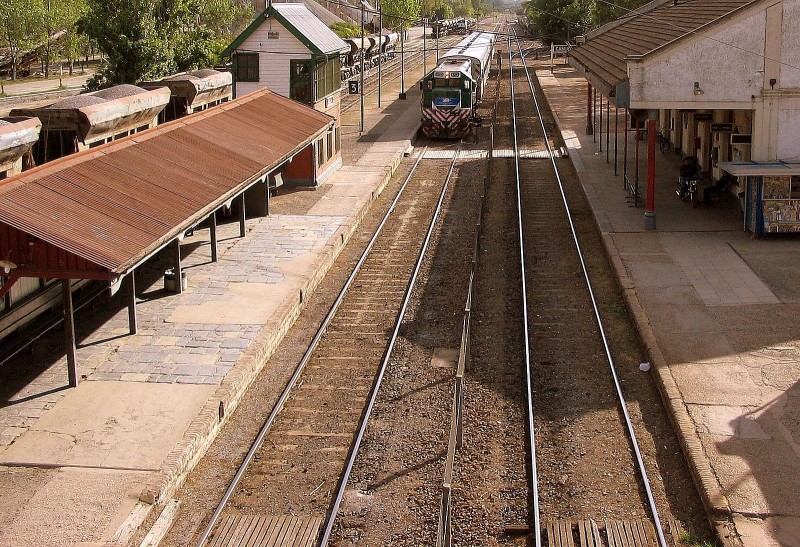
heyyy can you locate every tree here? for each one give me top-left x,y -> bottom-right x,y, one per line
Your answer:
524,0 -> 648,43
380,0 -> 421,32
36,0 -> 87,78
0,0 -> 39,79
78,0 -> 253,88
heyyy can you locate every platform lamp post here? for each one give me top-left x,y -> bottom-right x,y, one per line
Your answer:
360,0 -> 365,133
377,3 -> 382,108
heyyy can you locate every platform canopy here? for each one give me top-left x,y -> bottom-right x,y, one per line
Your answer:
569,0 -> 761,97
0,88 -> 334,290
719,161 -> 800,176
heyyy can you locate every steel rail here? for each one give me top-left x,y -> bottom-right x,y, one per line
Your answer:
320,140 -> 463,546
507,33 -> 542,547
195,142 -> 431,547
510,31 -> 669,547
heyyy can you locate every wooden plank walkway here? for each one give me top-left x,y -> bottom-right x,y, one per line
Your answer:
544,519 -> 685,547
207,515 -> 322,547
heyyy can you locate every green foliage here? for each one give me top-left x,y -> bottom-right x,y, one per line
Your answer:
0,0 -> 40,79
330,21 -> 362,38
678,531 -> 716,547
420,0 -> 488,20
380,0 -> 421,31
523,0 -> 648,43
78,0 -> 253,88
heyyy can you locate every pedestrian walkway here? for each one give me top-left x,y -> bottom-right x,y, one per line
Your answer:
0,60 -> 427,546
538,65 -> 800,547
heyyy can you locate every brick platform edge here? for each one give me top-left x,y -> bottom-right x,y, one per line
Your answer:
544,102 -> 741,544
130,133 -> 417,514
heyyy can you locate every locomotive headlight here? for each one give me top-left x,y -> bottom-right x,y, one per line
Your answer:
426,81 -> 433,90
464,80 -> 469,90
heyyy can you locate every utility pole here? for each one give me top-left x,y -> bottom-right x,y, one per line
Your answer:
399,25 -> 406,99
436,21 -> 439,63
360,0 -> 365,133
378,4 -> 382,108
423,19 -> 427,76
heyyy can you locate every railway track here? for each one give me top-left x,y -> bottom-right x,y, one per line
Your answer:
195,141 -> 465,547
148,19 -> 711,547
444,27 -> 700,547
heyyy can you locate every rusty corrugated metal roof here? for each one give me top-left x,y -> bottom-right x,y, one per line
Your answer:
0,88 -> 333,277
570,0 -> 761,91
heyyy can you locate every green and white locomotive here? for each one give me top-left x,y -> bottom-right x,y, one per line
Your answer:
420,32 -> 496,138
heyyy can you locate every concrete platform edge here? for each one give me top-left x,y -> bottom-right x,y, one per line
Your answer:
116,127 -> 420,539
546,103 -> 739,544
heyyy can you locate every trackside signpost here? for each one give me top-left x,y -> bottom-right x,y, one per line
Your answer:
551,43 -> 572,73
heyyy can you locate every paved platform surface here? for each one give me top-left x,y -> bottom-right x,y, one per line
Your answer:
539,65 -> 800,547
0,59 -> 428,546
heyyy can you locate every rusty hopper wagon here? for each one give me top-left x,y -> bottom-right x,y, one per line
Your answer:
140,69 -> 233,123
11,85 -> 170,165
0,117 -> 41,178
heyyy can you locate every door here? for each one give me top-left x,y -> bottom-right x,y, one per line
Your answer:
290,60 -> 312,103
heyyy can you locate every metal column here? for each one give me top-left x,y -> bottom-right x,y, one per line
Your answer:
238,193 -> 246,238
606,99 -> 611,164
645,118 -> 657,230
614,105 -> 619,175
127,272 -> 137,335
173,238 -> 183,295
209,211 -> 218,263
62,279 -> 78,387
599,94 -> 603,152
377,6 -> 382,108
586,82 -> 593,135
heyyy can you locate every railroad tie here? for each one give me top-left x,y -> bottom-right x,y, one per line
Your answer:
207,515 -> 322,547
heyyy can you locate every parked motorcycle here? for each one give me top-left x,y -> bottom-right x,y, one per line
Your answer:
677,177 -> 700,206
677,156 -> 700,207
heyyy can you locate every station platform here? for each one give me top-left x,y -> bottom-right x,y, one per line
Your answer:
538,65 -> 800,546
0,66 -> 426,545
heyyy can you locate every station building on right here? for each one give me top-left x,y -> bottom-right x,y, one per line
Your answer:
570,0 -> 800,234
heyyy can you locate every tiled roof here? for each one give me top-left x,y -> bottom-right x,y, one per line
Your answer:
0,89 -> 333,276
570,0 -> 761,89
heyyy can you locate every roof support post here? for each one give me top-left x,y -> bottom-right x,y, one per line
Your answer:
127,271 -> 137,335
593,88 -> 597,143
614,104 -> 618,175
586,83 -> 593,135
623,109 -> 629,188
599,94 -> 603,153
606,99 -> 610,163
62,279 -> 78,387
644,118 -> 657,230
238,193 -> 246,238
635,121 -> 640,199
210,211 -> 218,263
173,239 -> 183,294
265,179 -> 271,216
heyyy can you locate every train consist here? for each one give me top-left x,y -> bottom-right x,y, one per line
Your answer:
420,31 -> 496,138
431,17 -> 477,38
340,32 -> 399,81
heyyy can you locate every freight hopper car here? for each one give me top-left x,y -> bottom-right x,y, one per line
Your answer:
420,32 -> 496,138
340,32 -> 398,81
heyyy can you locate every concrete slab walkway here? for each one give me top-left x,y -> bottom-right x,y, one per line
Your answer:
0,59 -> 429,546
538,65 -> 800,547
